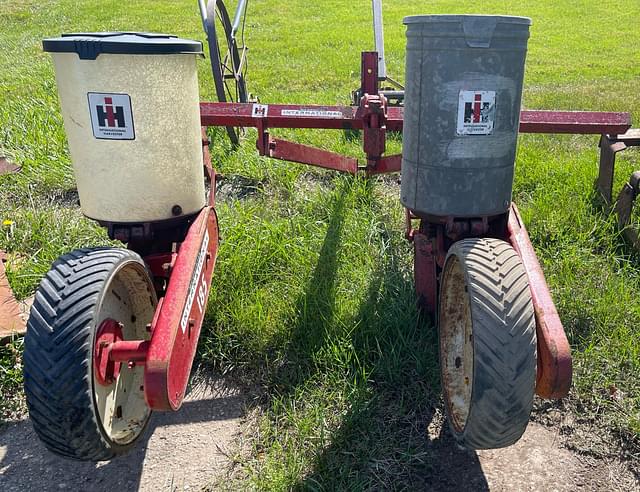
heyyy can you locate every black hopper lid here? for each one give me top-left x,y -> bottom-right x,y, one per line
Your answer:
43,32 -> 203,60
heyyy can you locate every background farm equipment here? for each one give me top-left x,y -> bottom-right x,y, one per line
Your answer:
21,5 -> 636,461
598,131 -> 640,248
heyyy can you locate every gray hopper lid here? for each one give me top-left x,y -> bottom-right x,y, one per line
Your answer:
42,32 -> 203,60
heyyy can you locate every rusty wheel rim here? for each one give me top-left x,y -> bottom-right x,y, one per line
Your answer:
439,255 -> 474,433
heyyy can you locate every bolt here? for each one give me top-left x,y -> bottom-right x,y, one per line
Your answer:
145,323 -> 152,333
172,204 -> 183,216
128,361 -> 136,369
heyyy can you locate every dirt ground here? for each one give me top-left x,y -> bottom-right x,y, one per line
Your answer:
0,378 -> 245,491
0,380 -> 638,491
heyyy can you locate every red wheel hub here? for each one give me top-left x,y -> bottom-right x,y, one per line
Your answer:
93,318 -> 124,386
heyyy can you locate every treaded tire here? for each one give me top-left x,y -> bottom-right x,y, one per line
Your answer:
24,247 -> 156,461
438,238 -> 537,449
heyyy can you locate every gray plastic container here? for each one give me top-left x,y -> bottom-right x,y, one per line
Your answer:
400,15 -> 531,218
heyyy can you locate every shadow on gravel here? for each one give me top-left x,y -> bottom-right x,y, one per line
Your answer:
0,378 -> 244,491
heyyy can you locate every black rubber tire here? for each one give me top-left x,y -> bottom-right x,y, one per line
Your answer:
24,248 -> 155,461
206,0 -> 248,146
438,238 -> 537,449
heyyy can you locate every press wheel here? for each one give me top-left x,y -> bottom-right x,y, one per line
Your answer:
438,238 -> 537,449
24,248 -> 156,460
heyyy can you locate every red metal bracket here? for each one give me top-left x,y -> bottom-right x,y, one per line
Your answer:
360,51 -> 378,96
144,206 -> 219,410
508,204 -> 572,399
413,232 -> 438,314
366,154 -> 401,175
266,137 -> 358,174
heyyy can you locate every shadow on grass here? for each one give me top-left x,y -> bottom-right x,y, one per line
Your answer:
298,252 -> 488,489
268,181 -> 348,393
265,179 -> 489,489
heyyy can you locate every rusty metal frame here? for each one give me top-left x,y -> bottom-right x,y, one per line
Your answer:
406,205 -> 573,399
200,100 -> 631,175
598,130 -> 640,249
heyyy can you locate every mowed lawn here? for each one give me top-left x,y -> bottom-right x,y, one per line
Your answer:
1,0 -> 639,488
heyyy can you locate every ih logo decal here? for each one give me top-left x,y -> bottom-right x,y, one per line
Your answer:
457,90 -> 496,135
88,93 -> 135,140
97,97 -> 125,128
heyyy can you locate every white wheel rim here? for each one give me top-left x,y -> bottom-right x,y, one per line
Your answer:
439,255 -> 474,433
92,261 -> 156,445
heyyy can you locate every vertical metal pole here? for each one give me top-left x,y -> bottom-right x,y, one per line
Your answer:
372,0 -> 387,80
231,0 -> 248,39
198,0 -> 209,32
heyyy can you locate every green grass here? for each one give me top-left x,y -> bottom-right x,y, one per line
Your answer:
1,0 -> 640,488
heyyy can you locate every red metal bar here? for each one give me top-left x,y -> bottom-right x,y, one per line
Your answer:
144,206 -> 219,410
507,203 -> 572,399
109,340 -> 149,363
361,51 -> 378,96
366,154 -> 401,175
201,103 -> 630,136
413,231 -> 438,314
519,110 -> 631,134
268,137 -> 358,174
200,102 -> 358,129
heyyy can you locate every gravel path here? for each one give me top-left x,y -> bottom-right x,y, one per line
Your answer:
1,382 -> 637,491
0,379 -> 244,491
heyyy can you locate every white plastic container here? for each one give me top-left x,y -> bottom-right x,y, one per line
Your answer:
43,33 -> 206,223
